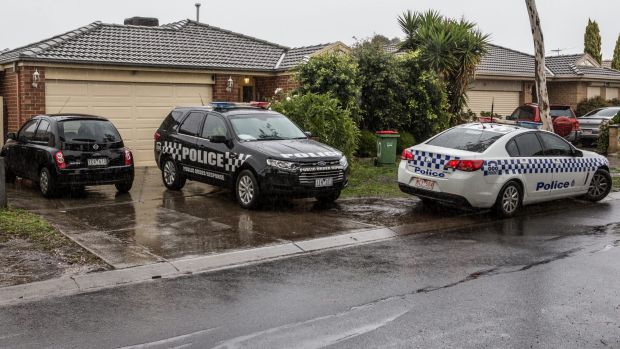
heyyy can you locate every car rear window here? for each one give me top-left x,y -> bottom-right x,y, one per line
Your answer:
426,127 -> 504,153
59,119 -> 122,143
550,107 -> 574,118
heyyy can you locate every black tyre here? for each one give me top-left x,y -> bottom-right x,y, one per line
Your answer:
39,167 -> 57,198
494,181 -> 522,218
236,169 -> 260,209
315,190 -> 341,204
5,166 -> 16,183
115,180 -> 133,193
161,159 -> 186,190
584,169 -> 611,202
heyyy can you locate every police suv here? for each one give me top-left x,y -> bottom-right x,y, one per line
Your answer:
398,123 -> 611,217
154,103 -> 348,208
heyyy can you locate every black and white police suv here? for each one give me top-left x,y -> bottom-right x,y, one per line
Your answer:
154,103 -> 349,208
2,114 -> 134,197
398,123 -> 612,217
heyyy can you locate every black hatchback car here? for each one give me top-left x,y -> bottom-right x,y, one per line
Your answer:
154,103 -> 348,208
2,114 -> 134,197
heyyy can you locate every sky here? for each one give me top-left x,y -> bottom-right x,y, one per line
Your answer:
1,0 -> 619,58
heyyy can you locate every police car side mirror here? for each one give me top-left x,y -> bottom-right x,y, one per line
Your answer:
209,135 -> 228,144
573,149 -> 583,157
6,132 -> 16,141
304,131 -> 312,138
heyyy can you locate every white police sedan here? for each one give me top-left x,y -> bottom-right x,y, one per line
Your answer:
398,123 -> 612,217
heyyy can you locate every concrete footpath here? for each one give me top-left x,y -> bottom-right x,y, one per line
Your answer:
2,191 -> 620,307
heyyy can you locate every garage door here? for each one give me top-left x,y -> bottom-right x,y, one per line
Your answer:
46,80 -> 212,166
466,90 -> 520,117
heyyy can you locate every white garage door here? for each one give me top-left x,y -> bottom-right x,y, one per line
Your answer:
466,90 -> 520,117
46,80 -> 212,166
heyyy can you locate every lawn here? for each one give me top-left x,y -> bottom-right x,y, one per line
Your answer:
342,158 -> 407,198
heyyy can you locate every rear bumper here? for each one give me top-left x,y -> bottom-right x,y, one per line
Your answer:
564,130 -> 581,142
55,165 -> 134,186
399,183 -> 472,207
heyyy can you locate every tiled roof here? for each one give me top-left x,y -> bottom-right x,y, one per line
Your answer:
546,54 -> 620,79
476,44 -> 535,77
0,20 -> 332,72
277,43 -> 331,70
603,60 -> 612,69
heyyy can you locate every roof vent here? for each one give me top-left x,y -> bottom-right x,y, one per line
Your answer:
124,17 -> 159,27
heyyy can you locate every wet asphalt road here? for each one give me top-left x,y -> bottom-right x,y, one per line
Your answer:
1,194 -> 620,348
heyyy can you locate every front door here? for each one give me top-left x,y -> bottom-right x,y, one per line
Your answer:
242,86 -> 254,103
538,132 -> 587,196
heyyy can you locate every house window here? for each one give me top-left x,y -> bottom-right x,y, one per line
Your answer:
606,87 -> 619,100
587,86 -> 601,99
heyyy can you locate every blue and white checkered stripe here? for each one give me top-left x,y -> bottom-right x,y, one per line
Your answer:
483,157 -> 608,176
411,150 -> 460,170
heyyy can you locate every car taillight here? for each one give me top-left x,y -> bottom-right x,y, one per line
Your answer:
401,149 -> 414,160
123,148 -> 133,166
154,132 -> 161,141
444,159 -> 484,172
573,120 -> 581,131
55,151 -> 66,169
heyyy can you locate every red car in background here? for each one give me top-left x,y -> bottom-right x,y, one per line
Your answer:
505,104 -> 581,143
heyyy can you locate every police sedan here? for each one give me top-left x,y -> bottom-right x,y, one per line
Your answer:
398,123 -> 611,217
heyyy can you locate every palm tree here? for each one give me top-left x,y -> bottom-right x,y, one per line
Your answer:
398,10 -> 490,125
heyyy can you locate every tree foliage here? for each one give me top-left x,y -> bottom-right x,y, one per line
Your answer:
271,93 -> 360,160
612,34 -> 620,71
584,18 -> 603,64
397,10 -> 489,124
294,53 -> 361,120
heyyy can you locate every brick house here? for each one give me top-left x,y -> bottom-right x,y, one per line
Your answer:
467,44 -> 620,116
0,17 -> 349,165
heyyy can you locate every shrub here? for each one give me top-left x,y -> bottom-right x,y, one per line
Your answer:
597,121 -> 610,154
397,131 -> 416,153
271,93 -> 360,160
356,130 -> 377,157
294,53 -> 361,121
575,96 -> 610,117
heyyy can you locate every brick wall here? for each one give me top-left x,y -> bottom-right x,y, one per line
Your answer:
255,75 -> 298,100
213,74 -> 243,102
0,66 -> 46,134
547,81 -> 588,110
213,73 -> 299,102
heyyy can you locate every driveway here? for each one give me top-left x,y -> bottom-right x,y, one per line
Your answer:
7,167 -> 476,269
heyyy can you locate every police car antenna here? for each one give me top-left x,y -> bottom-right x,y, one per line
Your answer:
199,93 -> 205,106
58,97 -> 71,114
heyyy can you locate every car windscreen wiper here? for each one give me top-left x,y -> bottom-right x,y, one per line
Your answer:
69,138 -> 98,142
258,136 -> 287,140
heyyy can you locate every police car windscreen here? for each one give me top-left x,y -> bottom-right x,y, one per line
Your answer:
230,114 -> 306,141
59,119 -> 122,144
426,128 -> 503,153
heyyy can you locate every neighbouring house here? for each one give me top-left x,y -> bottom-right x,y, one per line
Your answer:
467,44 -> 620,116
0,17 -> 349,165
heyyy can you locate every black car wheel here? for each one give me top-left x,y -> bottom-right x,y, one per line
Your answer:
39,167 -> 56,198
236,169 -> 260,209
495,181 -> 522,218
115,180 -> 133,193
5,166 -> 16,183
315,190 -> 341,204
584,169 -> 611,202
162,159 -> 186,190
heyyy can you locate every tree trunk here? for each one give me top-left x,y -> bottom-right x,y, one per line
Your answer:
525,0 -> 554,132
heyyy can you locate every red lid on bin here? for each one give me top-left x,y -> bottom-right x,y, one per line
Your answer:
375,130 -> 399,134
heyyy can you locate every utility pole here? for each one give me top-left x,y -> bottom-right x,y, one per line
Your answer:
525,0 -> 554,132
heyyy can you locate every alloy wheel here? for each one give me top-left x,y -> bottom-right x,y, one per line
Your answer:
164,161 -> 176,186
502,185 -> 519,214
588,173 -> 608,198
238,175 -> 254,205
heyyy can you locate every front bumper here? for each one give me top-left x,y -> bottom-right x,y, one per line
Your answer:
259,168 -> 348,198
55,165 -> 134,186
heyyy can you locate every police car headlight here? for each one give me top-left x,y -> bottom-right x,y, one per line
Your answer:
339,156 -> 348,168
266,159 -> 299,171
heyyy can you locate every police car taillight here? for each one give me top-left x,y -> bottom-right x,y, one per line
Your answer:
445,160 -> 484,172
55,151 -> 66,169
154,132 -> 161,141
123,148 -> 133,166
401,149 -> 414,160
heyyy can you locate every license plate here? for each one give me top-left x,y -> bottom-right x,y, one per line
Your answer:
413,178 -> 435,191
87,158 -> 108,167
583,129 -> 592,135
315,178 -> 333,187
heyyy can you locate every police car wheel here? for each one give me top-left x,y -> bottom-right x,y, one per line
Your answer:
495,181 -> 521,217
236,170 -> 260,209
316,190 -> 341,203
584,169 -> 611,202
162,159 -> 185,190
39,167 -> 57,198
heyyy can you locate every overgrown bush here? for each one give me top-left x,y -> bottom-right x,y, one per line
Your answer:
294,53 -> 361,121
597,121 -> 610,154
271,93 -> 360,160
576,96 -> 611,117
356,130 -> 377,157
397,131 -> 416,153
